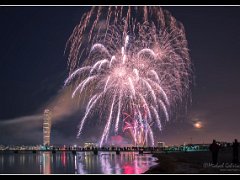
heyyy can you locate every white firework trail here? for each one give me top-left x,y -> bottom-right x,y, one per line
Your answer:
65,7 -> 192,147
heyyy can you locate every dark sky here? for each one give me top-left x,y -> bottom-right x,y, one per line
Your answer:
0,6 -> 240,146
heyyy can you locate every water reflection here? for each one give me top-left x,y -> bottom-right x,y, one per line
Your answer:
100,153 -> 113,174
0,151 -> 156,174
40,152 -> 51,174
75,152 -> 157,174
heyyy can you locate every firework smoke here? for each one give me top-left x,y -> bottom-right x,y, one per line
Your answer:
65,7 -> 192,147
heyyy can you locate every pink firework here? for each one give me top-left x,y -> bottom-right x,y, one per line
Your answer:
65,7 -> 192,147
123,104 -> 154,146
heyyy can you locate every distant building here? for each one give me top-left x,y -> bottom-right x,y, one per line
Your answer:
84,142 -> 97,149
43,109 -> 52,146
157,141 -> 165,148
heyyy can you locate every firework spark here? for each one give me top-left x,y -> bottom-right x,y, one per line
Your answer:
122,104 -> 154,147
65,7 -> 192,147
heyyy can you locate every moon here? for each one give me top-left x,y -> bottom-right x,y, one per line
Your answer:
194,122 -> 203,129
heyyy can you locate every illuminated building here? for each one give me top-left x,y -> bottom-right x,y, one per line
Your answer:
157,142 -> 165,148
43,109 -> 52,146
84,142 -> 97,149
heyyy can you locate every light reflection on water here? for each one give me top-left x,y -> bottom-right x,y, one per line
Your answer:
0,151 -> 157,174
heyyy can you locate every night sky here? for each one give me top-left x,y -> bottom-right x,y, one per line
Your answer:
0,6 -> 240,146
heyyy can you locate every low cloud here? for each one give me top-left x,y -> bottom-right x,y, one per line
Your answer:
0,86 -> 87,145
0,115 -> 42,125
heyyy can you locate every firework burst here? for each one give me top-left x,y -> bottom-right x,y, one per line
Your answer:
122,104 -> 153,147
65,7 -> 192,147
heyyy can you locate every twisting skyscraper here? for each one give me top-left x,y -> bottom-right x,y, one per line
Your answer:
43,109 -> 52,146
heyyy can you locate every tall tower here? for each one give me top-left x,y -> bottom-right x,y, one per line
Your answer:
43,109 -> 52,146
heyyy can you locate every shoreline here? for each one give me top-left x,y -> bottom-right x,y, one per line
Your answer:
144,150 -> 240,174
